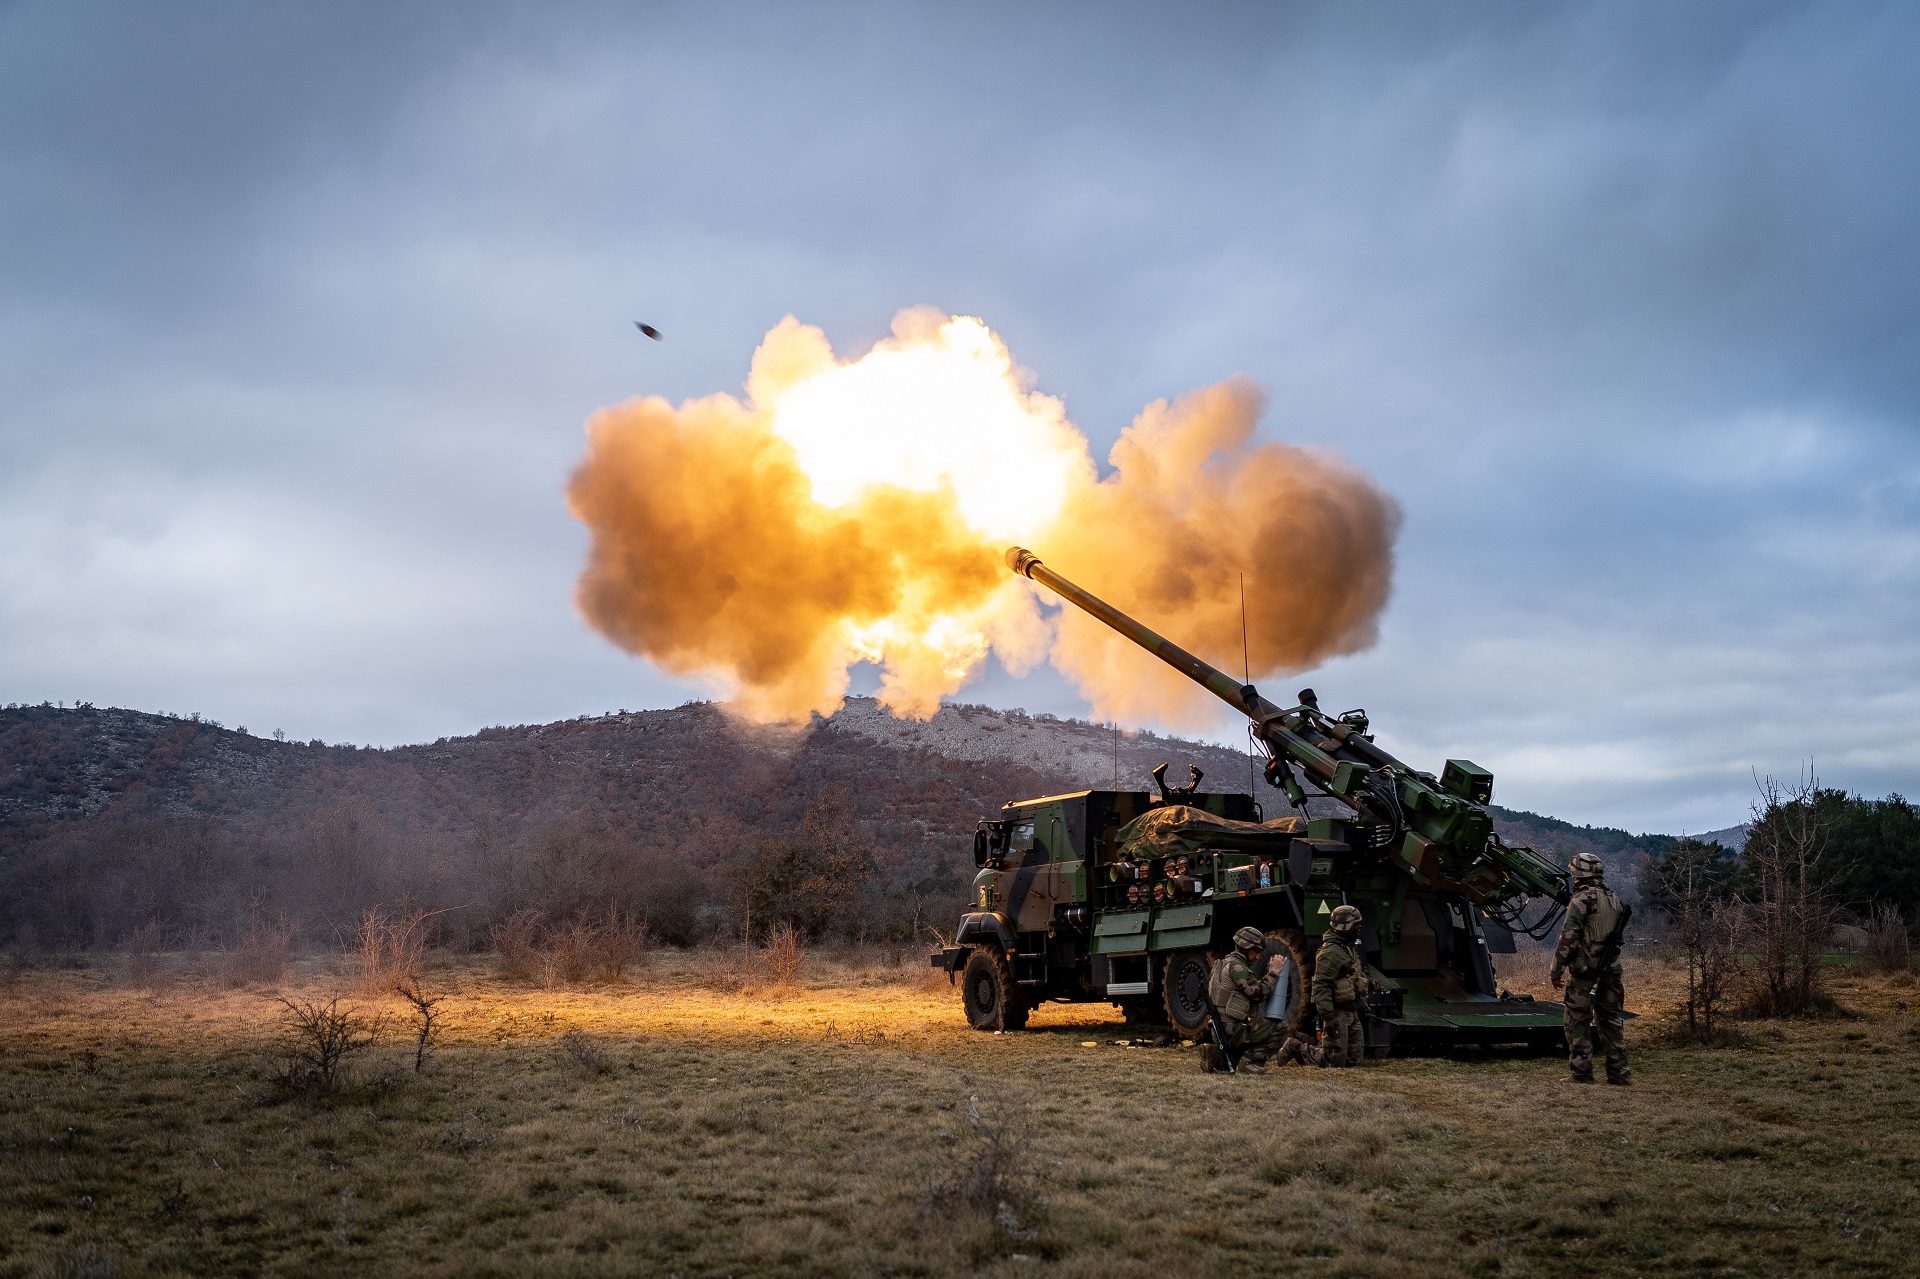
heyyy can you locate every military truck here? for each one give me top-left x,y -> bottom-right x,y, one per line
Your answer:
929,548 -> 1574,1057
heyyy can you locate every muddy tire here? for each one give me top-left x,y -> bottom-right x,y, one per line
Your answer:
961,946 -> 1028,1031
1161,949 -> 1214,1038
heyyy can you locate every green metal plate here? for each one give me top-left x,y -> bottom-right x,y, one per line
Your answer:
1153,904 -> 1210,931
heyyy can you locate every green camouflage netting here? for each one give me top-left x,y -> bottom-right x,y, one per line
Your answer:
1112,804 -> 1305,862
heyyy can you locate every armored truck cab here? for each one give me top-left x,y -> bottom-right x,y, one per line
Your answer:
932,784 -> 1567,1056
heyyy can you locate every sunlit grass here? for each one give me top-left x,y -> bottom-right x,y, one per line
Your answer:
2,948 -> 1915,1276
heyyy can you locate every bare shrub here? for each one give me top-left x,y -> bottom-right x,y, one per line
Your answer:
1670,873 -> 1746,1043
1865,905 -> 1913,975
925,1094 -> 1043,1253
593,908 -> 649,981
349,907 -> 435,996
220,905 -> 293,988
557,1028 -> 614,1075
689,939 -> 752,993
396,980 -> 445,1074
498,907 -> 648,989
272,996 -> 377,1093
539,916 -> 589,988
761,921 -> 806,989
493,909 -> 543,981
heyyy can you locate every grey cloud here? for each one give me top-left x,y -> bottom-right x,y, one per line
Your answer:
1,1 -> 1915,827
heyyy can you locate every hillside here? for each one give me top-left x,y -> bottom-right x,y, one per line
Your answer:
1,698 -> 1667,951
0,699 -> 1249,951
0,699 -> 1254,849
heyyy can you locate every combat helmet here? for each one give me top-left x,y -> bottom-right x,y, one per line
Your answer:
1568,852 -> 1605,882
1327,904 -> 1363,935
1232,925 -> 1265,951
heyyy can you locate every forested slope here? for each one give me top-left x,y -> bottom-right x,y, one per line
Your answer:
2,699 -> 1676,951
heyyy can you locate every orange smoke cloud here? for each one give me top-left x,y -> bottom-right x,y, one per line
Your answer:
1042,378 -> 1400,728
567,309 -> 1399,729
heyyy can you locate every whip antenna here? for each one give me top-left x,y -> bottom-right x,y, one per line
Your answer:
1241,573 -> 1254,799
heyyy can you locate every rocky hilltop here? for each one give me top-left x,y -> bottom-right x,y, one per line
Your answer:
828,697 -> 1261,794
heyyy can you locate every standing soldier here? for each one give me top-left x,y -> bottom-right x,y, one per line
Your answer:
1206,925 -> 1280,1073
1550,851 -> 1632,1085
1280,904 -> 1369,1067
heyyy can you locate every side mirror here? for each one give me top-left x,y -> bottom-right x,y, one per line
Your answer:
973,828 -> 989,868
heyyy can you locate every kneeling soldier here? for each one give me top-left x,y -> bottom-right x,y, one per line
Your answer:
1280,904 -> 1370,1067
1207,925 -> 1280,1072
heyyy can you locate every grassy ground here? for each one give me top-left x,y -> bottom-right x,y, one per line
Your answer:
2,946 -> 1916,1278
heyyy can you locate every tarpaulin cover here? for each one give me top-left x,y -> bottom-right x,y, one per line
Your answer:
1113,805 -> 1305,862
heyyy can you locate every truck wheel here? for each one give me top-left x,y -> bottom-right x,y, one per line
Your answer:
961,946 -> 1028,1031
1161,950 -> 1213,1038
1262,931 -> 1307,1033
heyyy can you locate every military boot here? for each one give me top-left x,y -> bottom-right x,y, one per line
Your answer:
1274,1036 -> 1307,1066
1239,1057 -> 1269,1075
1566,1071 -> 1594,1084
1606,1069 -> 1633,1086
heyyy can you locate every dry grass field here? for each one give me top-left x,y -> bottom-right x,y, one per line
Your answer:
3,946 -> 1917,1278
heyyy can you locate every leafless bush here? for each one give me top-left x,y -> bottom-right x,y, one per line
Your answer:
219,906 -> 293,987
1670,872 -> 1746,1043
925,1094 -> 1044,1252
272,996 -> 377,1093
396,980 -> 445,1074
1865,905 -> 1913,975
349,907 -> 436,996
1743,772 -> 1837,1017
495,907 -> 648,988
492,909 -> 543,981
557,1028 -> 614,1075
124,920 -> 169,992
761,921 -> 806,988
688,939 -> 752,993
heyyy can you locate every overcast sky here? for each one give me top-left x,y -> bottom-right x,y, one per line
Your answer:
3,1 -> 1915,834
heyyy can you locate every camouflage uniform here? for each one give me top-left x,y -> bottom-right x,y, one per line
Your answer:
1209,927 -> 1278,1070
1551,855 -> 1631,1085
1300,926 -> 1367,1067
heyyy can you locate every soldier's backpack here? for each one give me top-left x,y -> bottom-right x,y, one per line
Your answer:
1578,887 -> 1626,972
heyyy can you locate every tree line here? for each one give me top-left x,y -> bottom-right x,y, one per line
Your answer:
1640,779 -> 1918,1035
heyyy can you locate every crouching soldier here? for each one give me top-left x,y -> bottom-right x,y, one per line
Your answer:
1205,926 -> 1280,1073
1551,851 -> 1632,1085
1279,905 -> 1370,1067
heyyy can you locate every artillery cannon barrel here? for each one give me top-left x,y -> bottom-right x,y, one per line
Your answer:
1005,547 -> 1340,785
1006,547 -> 1268,716
1006,546 -> 1569,912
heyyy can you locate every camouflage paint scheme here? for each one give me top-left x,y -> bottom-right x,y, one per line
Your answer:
932,549 -> 1581,1057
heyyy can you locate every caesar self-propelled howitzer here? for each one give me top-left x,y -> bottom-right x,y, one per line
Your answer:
929,547 -> 1574,1056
